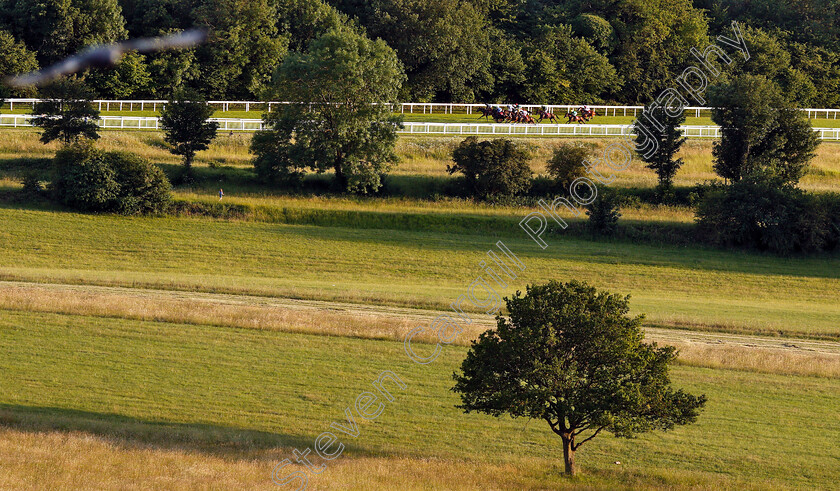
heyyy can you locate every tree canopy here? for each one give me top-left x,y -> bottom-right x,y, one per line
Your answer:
0,29 -> 38,98
252,28 -> 404,193
1,0 -> 127,65
31,78 -> 100,144
453,280 -> 706,476
1,0 -> 840,102
159,90 -> 219,170
709,74 -> 819,185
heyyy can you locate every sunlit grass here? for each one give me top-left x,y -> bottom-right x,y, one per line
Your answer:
0,310 -> 838,489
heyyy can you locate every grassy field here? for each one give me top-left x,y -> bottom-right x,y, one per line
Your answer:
1,207 -> 839,339
1,125 -> 839,489
0,310 -> 838,489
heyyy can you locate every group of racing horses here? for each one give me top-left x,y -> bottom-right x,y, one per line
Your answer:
478,105 -> 596,124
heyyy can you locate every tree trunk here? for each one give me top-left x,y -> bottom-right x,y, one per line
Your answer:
562,434 -> 576,476
334,155 -> 347,191
184,152 -> 193,171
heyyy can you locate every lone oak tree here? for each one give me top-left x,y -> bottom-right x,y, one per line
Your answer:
452,280 -> 706,476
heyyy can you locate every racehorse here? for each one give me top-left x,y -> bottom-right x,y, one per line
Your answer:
477,106 -> 495,121
565,111 -> 585,124
537,108 -> 558,123
510,110 -> 536,124
580,107 -> 596,121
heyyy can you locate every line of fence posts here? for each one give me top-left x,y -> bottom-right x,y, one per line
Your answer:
4,113 -> 840,139
4,99 -> 840,120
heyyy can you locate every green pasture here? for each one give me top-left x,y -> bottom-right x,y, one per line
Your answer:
0,309 -> 837,488
1,207 -> 838,339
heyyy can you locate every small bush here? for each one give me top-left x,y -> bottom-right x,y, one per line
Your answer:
586,188 -> 622,236
51,143 -> 171,214
546,143 -> 592,190
448,137 -> 532,200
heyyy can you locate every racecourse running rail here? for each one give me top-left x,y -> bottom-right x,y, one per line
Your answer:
3,114 -> 840,140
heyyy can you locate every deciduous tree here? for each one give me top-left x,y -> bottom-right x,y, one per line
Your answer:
252,28 -> 404,193
453,280 -> 706,476
709,74 -> 819,185
1,0 -> 127,65
32,78 -> 100,144
334,0 -> 493,102
160,89 -> 219,171
522,25 -> 618,103
0,29 -> 38,99
192,0 -> 288,99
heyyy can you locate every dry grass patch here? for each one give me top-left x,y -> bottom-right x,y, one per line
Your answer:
666,341 -> 840,378
0,426 -> 766,490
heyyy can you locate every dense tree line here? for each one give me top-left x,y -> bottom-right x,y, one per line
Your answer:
2,0 -> 840,104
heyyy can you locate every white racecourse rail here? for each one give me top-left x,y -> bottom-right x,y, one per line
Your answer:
3,114 -> 840,140
5,98 -> 840,120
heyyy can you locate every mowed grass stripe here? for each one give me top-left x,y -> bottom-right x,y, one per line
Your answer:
0,310 -> 838,489
1,208 -> 839,338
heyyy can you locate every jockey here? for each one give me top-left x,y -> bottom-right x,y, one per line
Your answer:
570,107 -> 578,117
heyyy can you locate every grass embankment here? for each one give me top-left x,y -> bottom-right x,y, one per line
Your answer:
0,310 -> 838,489
1,207 -> 838,340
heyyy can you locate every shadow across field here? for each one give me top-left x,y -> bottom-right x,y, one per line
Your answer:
0,404 -> 374,460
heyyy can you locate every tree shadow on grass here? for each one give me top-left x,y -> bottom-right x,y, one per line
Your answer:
0,157 -> 52,180
0,404 -> 374,460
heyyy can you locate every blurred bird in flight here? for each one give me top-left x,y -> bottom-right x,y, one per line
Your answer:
5,29 -> 208,88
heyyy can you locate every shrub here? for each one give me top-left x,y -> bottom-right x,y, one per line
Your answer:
106,152 -> 172,214
51,144 -> 119,211
51,143 -> 171,214
448,137 -> 532,200
817,193 -> 840,250
586,188 -> 621,236
695,173 -> 835,253
546,143 -> 591,190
